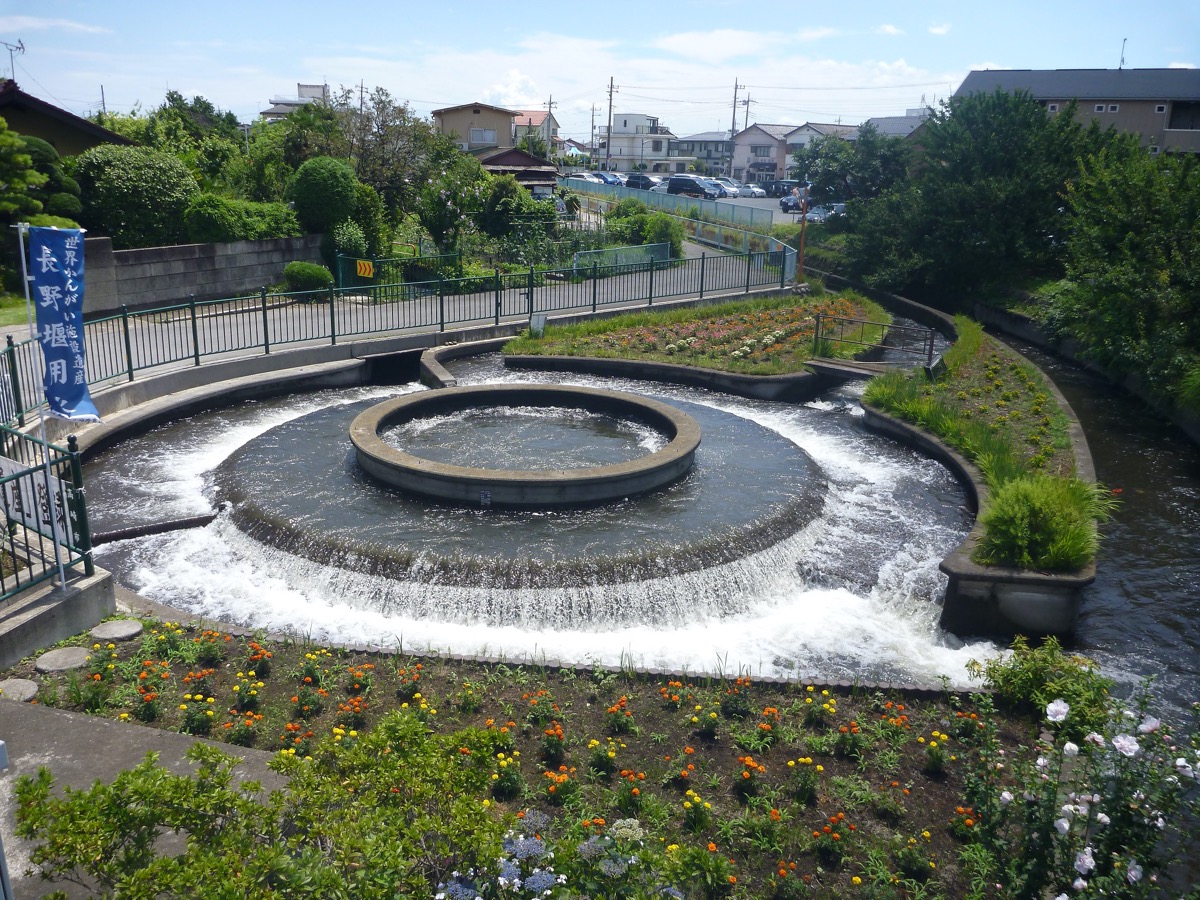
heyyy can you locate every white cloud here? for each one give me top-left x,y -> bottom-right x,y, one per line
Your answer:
928,23 -> 952,36
0,15 -> 109,34
877,24 -> 903,36
1168,61 -> 1196,68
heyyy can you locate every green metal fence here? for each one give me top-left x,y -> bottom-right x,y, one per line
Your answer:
0,426 -> 93,602
1,245 -> 795,422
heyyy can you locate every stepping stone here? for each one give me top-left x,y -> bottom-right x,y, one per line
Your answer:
91,619 -> 144,642
35,646 -> 91,673
0,678 -> 39,703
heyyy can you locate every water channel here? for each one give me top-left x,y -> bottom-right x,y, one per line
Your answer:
82,345 -> 1200,714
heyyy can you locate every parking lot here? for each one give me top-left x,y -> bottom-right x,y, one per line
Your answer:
717,195 -> 803,227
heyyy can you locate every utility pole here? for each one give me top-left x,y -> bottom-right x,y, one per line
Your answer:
742,95 -> 751,131
729,79 -> 745,175
590,104 -> 597,167
544,94 -> 557,157
100,85 -> 107,115
605,77 -> 618,171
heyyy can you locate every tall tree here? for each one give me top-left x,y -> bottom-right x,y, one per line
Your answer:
331,86 -> 450,214
792,121 -> 911,203
845,90 -> 1112,301
1046,139 -> 1200,396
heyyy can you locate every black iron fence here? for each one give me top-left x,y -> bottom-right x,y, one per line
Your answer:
2,247 -> 795,421
0,426 -> 93,603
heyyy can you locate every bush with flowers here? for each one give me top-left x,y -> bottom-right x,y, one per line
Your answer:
958,688 -> 1200,898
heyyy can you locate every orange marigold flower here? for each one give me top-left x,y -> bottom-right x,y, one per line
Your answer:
708,842 -> 717,852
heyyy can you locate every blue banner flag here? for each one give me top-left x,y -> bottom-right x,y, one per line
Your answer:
26,226 -> 101,423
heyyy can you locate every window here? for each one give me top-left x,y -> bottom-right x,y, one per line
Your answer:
751,145 -> 771,157
1094,104 -> 1106,113
1108,104 -> 1120,113
1149,146 -> 1160,155
1047,103 -> 1059,112
652,140 -> 662,152
469,128 -> 496,144
1156,104 -> 1167,114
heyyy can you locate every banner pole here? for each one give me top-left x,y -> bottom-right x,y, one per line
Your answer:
16,223 -> 68,587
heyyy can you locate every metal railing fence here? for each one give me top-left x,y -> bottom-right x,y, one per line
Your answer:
0,426 -> 93,603
2,245 -> 795,422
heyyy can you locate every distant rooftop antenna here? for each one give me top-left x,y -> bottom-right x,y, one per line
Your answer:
1119,38 -> 1126,70
2,39 -> 24,80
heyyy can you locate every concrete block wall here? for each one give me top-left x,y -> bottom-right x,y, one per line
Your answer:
84,234 -> 324,315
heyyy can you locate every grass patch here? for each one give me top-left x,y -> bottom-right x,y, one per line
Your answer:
863,316 -> 1115,571
504,289 -> 891,376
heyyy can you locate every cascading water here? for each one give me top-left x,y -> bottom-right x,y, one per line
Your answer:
85,356 -> 1001,685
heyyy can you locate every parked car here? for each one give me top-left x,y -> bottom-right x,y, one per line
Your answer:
742,183 -> 767,198
703,179 -> 728,198
711,177 -> 741,197
667,174 -> 719,199
648,181 -> 669,193
624,173 -> 661,190
779,193 -> 806,214
592,172 -> 624,185
565,173 -> 603,184
763,179 -> 802,198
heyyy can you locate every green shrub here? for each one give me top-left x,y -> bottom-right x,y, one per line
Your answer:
283,261 -> 333,293
1177,360 -> 1200,414
290,156 -> 357,233
353,182 -> 388,257
44,192 -> 83,219
605,197 -> 648,221
973,475 -> 1116,571
183,193 -> 246,243
328,219 -> 368,259
184,194 -> 301,243
74,145 -> 198,249
967,636 -> 1112,739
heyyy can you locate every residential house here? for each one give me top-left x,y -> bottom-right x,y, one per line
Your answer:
676,131 -> 732,176
597,113 -> 692,173
513,109 -> 560,154
0,80 -> 134,156
472,147 -> 558,198
730,124 -> 795,183
785,123 -> 860,164
954,68 -> 1200,153
864,109 -> 930,138
260,84 -> 329,122
432,102 -> 517,151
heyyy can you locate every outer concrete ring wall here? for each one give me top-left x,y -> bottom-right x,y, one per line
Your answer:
349,384 -> 701,507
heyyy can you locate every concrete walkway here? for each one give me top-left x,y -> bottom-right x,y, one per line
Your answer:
0,695 -> 284,899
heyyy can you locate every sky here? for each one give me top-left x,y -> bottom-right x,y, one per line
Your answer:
2,1 -> 1197,142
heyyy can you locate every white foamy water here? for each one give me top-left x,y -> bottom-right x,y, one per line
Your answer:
90,368 -> 1002,686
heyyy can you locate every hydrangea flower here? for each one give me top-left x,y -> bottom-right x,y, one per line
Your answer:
1063,741 -> 1079,757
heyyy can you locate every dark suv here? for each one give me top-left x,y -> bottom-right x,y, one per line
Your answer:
763,179 -> 802,198
624,173 -> 661,190
667,174 -> 719,199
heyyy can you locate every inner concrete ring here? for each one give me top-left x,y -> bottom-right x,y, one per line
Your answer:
350,384 -> 702,507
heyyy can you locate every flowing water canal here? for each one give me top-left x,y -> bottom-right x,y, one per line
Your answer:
82,347 -> 1200,710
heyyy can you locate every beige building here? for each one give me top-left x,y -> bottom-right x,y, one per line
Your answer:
955,69 -> 1200,154
432,102 -> 517,151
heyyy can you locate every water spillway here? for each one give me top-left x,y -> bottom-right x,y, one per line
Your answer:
84,356 -> 996,685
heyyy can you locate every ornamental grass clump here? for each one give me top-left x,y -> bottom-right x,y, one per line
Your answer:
974,473 -> 1118,571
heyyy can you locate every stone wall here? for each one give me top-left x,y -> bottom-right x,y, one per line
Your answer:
83,234 -> 324,315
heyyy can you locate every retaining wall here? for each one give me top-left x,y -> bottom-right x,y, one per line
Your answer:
83,234 -> 324,315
